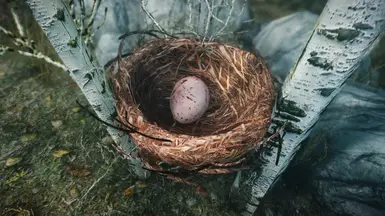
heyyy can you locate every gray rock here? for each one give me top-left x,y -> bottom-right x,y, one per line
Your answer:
186,197 -> 197,207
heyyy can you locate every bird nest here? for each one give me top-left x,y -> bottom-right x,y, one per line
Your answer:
110,38 -> 274,175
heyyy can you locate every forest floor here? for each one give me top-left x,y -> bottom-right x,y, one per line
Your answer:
0,0 -> 384,216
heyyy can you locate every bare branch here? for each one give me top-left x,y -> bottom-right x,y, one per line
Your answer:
0,21 -> 68,71
10,8 -> 25,38
210,0 -> 235,41
87,0 -> 101,28
141,0 -> 168,35
202,0 -> 212,42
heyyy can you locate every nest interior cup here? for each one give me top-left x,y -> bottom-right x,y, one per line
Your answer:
111,38 -> 275,174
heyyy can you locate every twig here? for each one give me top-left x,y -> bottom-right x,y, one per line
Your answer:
141,0 -> 168,35
210,0 -> 235,41
75,100 -> 172,142
11,8 -> 25,38
0,44 -> 67,71
186,0 -> 200,38
76,157 -> 118,209
87,0 -> 101,28
202,0 -> 213,42
1,10 -> 68,71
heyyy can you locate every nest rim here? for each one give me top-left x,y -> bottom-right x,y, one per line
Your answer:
111,37 -> 275,174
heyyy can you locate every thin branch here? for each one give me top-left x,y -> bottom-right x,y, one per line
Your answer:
0,24 -> 68,71
202,0 -> 212,42
11,8 -> 25,38
210,0 -> 235,41
86,0 -> 101,28
76,157 -> 118,210
141,0 -> 168,35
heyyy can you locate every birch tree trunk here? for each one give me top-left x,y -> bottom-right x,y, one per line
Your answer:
243,0 -> 385,215
25,0 -> 150,178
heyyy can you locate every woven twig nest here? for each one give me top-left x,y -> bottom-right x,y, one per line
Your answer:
111,38 -> 274,174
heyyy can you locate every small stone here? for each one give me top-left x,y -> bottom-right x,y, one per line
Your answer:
209,192 -> 218,202
32,188 -> 40,194
51,120 -> 63,128
186,197 -> 197,207
177,193 -> 184,203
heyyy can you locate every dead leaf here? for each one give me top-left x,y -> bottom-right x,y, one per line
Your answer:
70,187 -> 79,198
64,164 -> 91,178
52,150 -> 70,158
195,186 -> 208,197
20,134 -> 37,142
0,71 -> 5,77
14,105 -> 25,112
51,120 -> 63,128
5,170 -> 27,184
45,96 -> 52,105
134,181 -> 148,189
123,186 -> 135,196
72,107 -> 80,113
6,157 -> 22,167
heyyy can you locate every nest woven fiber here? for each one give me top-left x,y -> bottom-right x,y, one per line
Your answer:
111,38 -> 275,174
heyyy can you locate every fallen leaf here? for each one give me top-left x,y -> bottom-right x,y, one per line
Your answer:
6,157 -> 22,167
72,107 -> 80,113
134,181 -> 148,189
52,150 -> 71,158
0,71 -> 5,77
195,185 -> 208,197
5,170 -> 27,184
70,187 -> 79,198
45,96 -> 52,105
64,164 -> 91,178
80,119 -> 86,125
14,106 -> 25,112
51,120 -> 63,128
123,186 -> 135,196
20,134 -> 37,142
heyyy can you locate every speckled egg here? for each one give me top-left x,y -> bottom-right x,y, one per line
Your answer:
170,76 -> 210,124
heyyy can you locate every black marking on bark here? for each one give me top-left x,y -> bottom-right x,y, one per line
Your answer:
272,119 -> 303,134
67,37 -> 78,48
276,112 -> 300,122
318,28 -> 360,41
310,51 -> 318,57
307,56 -> 334,70
317,88 -> 336,97
101,81 -> 106,94
54,8 -> 65,21
279,99 -> 306,118
353,22 -> 373,30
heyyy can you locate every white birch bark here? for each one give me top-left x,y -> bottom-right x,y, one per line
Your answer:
243,0 -> 385,215
25,0 -> 149,178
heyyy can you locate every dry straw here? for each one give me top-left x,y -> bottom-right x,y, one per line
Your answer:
110,37 -> 274,175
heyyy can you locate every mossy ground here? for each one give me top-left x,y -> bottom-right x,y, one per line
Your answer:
1,0 -> 384,216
